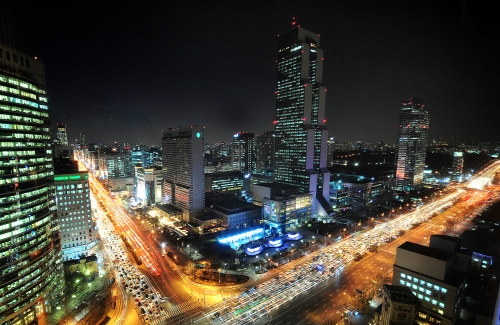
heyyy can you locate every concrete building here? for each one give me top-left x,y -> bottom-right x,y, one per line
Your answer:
203,199 -> 261,230
54,165 -> 96,261
393,237 -> 468,325
0,43 -> 64,324
205,171 -> 243,194
136,167 -> 163,206
273,19 -> 332,217
162,126 -> 205,222
379,284 -> 419,325
394,98 -> 429,191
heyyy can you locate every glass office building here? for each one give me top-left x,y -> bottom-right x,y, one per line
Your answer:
394,98 -> 429,191
0,44 -> 64,324
273,19 -> 332,216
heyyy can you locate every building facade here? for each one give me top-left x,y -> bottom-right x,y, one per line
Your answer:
393,239 -> 468,325
273,19 -> 331,216
232,132 -> 255,175
54,122 -> 68,146
54,171 -> 95,261
450,152 -> 464,182
136,167 -> 162,206
379,284 -> 419,325
394,98 -> 429,191
162,126 -> 205,221
0,43 -> 64,324
255,131 -> 277,175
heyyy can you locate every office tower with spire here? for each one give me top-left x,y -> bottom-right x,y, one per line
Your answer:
0,43 -> 64,324
273,18 -> 332,216
394,98 -> 429,191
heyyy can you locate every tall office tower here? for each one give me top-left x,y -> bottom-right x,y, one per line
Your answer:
53,159 -> 95,261
54,122 -> 68,145
326,137 -> 335,167
394,98 -> 429,191
273,19 -> 332,216
0,44 -> 64,324
232,132 -> 255,174
255,131 -> 277,175
103,151 -> 133,178
450,151 -> 464,182
162,126 -> 205,222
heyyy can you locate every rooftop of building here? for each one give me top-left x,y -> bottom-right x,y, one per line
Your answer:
155,204 -> 182,215
210,198 -> 259,214
194,214 -> 219,222
430,234 -> 461,243
384,284 -> 420,304
398,241 -> 452,262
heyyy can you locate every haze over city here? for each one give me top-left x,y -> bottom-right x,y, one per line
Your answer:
1,0 -> 499,145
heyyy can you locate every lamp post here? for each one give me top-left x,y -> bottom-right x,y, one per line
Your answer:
218,268 -> 221,284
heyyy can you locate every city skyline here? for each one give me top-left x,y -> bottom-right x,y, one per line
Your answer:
1,1 -> 499,145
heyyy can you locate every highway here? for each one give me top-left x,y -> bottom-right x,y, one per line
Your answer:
193,160 -> 500,325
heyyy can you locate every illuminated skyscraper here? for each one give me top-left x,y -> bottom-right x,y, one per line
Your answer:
273,19 -> 332,216
255,131 -> 277,175
0,43 -> 64,324
232,132 -> 255,174
162,126 -> 205,221
394,98 -> 429,191
450,152 -> 464,182
54,122 -> 68,145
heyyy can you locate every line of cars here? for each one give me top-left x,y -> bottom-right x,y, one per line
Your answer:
200,186 -> 470,324
95,204 -> 169,324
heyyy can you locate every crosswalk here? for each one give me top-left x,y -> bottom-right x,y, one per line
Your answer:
149,299 -> 202,325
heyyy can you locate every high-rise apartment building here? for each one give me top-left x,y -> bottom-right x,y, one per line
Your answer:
162,126 -> 205,221
255,131 -> 277,175
394,98 -> 429,191
232,132 -> 255,174
0,43 -> 64,324
273,19 -> 332,216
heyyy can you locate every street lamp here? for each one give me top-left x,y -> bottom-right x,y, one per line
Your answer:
218,268 -> 221,284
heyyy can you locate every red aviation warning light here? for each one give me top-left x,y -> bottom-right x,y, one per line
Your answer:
273,120 -> 278,125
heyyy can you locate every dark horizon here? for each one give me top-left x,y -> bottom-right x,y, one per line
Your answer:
1,1 -> 499,145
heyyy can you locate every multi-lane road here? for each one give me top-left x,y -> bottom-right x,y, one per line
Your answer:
193,160 -> 500,325
82,154 -> 500,325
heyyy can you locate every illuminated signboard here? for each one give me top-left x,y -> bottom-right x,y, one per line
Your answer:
54,174 -> 88,182
245,245 -> 263,255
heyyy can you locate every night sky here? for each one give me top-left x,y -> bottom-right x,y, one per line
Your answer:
1,1 -> 499,145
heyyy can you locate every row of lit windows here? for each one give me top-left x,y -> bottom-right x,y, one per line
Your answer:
0,104 -> 48,118
0,141 -> 45,149
0,74 -> 38,92
0,171 -> 50,185
0,123 -> 50,133
0,95 -> 40,109
0,215 -> 50,240
0,85 -> 37,100
0,187 -> 48,205
401,273 -> 448,293
0,201 -> 48,224
0,113 -> 44,125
